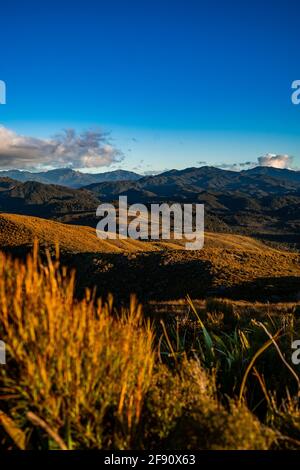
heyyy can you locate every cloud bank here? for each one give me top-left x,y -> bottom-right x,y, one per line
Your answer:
257,153 -> 293,169
0,126 -> 124,170
212,154 -> 294,171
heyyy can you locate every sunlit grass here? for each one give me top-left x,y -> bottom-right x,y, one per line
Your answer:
0,243 -> 154,449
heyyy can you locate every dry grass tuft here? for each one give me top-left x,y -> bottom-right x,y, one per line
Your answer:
0,243 -> 154,449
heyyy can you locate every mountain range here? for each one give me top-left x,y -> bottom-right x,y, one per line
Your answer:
0,168 -> 141,188
1,165 -> 300,192
85,166 -> 300,200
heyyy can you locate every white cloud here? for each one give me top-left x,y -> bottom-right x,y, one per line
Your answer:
0,126 -> 124,170
214,154 -> 295,171
258,153 -> 293,169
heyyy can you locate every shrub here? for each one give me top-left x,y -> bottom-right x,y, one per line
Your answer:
142,358 -> 275,450
169,402 -> 276,450
142,358 -> 216,448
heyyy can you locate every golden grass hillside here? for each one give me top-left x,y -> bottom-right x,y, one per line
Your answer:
0,213 -> 159,253
0,213 -> 299,300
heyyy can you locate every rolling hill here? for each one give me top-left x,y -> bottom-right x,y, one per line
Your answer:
0,179 -> 100,218
0,213 -> 299,301
0,213 -> 157,253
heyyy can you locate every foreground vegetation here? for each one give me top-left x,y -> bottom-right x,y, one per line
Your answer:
0,246 -> 300,449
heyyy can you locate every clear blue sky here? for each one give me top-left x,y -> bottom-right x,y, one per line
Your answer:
0,0 -> 300,172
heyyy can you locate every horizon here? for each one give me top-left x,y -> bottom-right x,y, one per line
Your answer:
0,162 -> 298,177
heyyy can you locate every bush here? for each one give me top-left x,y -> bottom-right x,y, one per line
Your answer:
142,358 -> 275,450
142,359 -> 214,448
169,403 -> 275,450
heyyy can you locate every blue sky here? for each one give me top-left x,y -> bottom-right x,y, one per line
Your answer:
0,0 -> 300,172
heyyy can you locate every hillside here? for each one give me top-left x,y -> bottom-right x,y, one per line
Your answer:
0,213 -> 299,301
0,213 -> 158,253
0,180 -> 100,218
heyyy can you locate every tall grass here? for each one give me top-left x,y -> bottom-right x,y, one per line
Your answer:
0,245 -> 154,449
158,296 -> 300,448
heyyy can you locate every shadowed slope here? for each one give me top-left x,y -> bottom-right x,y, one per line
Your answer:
0,213 -> 299,301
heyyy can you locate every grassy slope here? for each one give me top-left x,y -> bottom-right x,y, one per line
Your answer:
0,213 -> 159,253
0,212 -> 294,252
0,213 -> 299,300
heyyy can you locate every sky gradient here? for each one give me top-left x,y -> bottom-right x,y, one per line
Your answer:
0,0 -> 300,172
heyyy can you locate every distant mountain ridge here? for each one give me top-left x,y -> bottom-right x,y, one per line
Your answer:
0,168 -> 141,188
1,165 -> 299,191
84,165 -> 300,199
